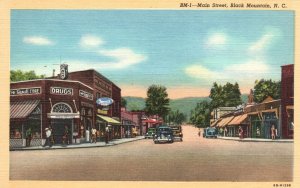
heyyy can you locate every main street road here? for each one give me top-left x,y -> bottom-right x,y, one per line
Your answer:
10,125 -> 293,181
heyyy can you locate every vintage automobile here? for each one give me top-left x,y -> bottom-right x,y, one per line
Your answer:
203,127 -> 217,138
144,127 -> 156,139
170,125 -> 183,141
153,125 -> 174,144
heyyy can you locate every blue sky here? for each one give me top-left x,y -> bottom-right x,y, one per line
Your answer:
11,10 -> 294,98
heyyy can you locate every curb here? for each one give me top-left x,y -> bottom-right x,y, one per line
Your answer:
217,137 -> 293,143
10,137 -> 145,151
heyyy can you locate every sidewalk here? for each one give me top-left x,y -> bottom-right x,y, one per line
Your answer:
217,136 -> 293,143
11,136 -> 145,151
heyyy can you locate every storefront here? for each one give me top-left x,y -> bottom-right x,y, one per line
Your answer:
10,79 -> 94,148
244,98 -> 281,139
227,114 -> 248,138
10,100 -> 42,148
96,115 -> 121,141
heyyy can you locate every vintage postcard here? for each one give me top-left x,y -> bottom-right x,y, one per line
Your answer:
0,0 -> 299,188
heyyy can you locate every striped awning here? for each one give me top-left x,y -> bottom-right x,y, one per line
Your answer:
218,116 -> 234,127
10,100 -> 40,119
211,119 -> 221,127
97,115 -> 121,125
228,114 -> 248,126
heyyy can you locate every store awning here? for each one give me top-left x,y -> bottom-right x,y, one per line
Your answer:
218,116 -> 234,127
10,100 -> 40,119
142,119 -> 162,124
211,119 -> 221,127
228,114 -> 248,126
97,115 -> 121,125
47,112 -> 80,119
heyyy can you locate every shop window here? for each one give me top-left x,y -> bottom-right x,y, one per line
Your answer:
10,124 -> 23,139
52,102 -> 72,113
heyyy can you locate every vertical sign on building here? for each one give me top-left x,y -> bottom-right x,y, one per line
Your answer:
60,64 -> 68,80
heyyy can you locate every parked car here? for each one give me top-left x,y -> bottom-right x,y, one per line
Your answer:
170,125 -> 183,141
153,125 -> 174,144
145,128 -> 156,139
203,127 -> 217,138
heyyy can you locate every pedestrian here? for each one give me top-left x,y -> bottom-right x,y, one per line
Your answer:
91,127 -> 97,143
198,128 -> 201,137
43,128 -> 52,147
105,126 -> 109,144
62,125 -> 69,145
224,127 -> 228,137
271,124 -> 276,140
256,127 -> 260,137
238,126 -> 243,139
49,126 -> 55,145
25,128 -> 32,147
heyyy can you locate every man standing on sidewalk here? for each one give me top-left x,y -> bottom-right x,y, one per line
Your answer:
91,127 -> 97,143
25,128 -> 32,147
43,128 -> 52,147
105,126 -> 110,144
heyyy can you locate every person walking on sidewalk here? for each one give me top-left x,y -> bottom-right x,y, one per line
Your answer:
224,127 -> 228,137
62,125 -> 70,145
43,128 -> 52,147
271,124 -> 276,140
238,126 -> 243,139
105,126 -> 110,144
91,127 -> 97,143
25,128 -> 32,147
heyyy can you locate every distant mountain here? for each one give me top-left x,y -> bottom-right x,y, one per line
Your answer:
124,94 -> 248,118
123,96 -> 210,118
123,96 -> 145,111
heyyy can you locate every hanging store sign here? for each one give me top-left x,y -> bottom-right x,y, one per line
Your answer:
96,97 -> 114,106
10,87 -> 41,96
50,87 -> 73,95
60,64 -> 69,80
79,90 -> 93,100
97,109 -> 108,115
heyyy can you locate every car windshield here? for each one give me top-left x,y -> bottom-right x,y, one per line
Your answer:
158,128 -> 171,132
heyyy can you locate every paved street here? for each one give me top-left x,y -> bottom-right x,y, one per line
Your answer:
10,125 -> 293,181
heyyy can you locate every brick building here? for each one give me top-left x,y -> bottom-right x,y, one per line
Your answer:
281,64 -> 294,139
10,68 -> 122,148
10,79 -> 94,148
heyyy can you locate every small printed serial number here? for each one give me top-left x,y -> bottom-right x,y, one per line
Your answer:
273,184 -> 291,187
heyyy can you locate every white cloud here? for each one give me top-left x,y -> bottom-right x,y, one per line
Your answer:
98,48 -> 146,69
80,34 -> 104,48
185,64 -> 219,79
23,36 -> 54,45
248,32 -> 274,53
64,48 -> 147,71
225,59 -> 269,74
205,33 -> 227,48
185,59 -> 270,85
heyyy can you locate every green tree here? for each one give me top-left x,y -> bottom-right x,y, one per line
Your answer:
121,97 -> 127,108
209,82 -> 224,109
145,85 -> 170,119
253,79 -> 281,103
189,100 -> 211,128
168,110 -> 186,125
10,70 -> 45,82
209,82 -> 242,108
222,82 -> 242,106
